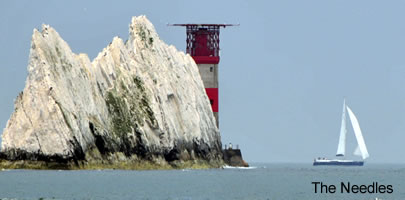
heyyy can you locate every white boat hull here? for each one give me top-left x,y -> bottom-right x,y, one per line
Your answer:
313,159 -> 364,166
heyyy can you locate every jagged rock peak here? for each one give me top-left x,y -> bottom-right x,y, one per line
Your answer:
0,16 -> 223,169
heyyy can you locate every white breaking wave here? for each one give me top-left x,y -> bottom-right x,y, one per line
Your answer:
222,165 -> 257,169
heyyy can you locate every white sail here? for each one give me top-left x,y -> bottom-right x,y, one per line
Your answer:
336,99 -> 347,156
353,146 -> 362,157
346,106 -> 369,160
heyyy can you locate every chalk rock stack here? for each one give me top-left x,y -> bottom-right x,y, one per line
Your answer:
0,16 -> 223,169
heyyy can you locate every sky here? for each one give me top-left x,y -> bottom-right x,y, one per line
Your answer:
1,0 -> 405,163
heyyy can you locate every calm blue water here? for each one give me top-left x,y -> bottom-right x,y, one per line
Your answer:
0,163 -> 404,200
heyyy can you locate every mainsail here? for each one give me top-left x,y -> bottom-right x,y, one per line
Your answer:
336,99 -> 347,156
346,106 -> 369,160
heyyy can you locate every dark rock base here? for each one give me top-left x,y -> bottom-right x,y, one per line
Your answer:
0,143 -> 224,170
0,156 -> 224,170
223,149 -> 249,167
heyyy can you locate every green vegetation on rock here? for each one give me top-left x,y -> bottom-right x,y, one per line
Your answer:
136,25 -> 153,48
105,75 -> 157,137
105,91 -> 133,136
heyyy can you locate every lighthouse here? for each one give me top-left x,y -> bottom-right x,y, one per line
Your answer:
169,24 -> 237,127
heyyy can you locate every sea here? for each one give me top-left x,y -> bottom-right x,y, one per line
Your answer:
0,163 -> 404,200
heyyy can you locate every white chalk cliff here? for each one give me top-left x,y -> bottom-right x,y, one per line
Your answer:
0,16 -> 222,168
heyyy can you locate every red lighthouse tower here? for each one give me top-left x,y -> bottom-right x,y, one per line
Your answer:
170,24 -> 237,127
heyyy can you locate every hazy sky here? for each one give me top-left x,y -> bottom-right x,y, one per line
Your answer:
1,0 -> 405,163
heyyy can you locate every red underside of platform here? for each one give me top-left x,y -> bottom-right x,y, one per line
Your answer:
192,56 -> 220,64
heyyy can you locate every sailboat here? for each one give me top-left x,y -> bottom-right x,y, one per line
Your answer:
313,99 -> 369,166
